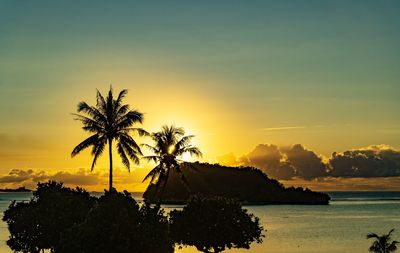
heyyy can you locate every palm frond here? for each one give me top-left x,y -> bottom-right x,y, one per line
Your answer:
116,104 -> 130,116
116,110 -> 144,128
90,137 -> 106,171
141,144 -> 160,155
119,133 -> 142,155
176,146 -> 203,158
71,134 -> 100,157
115,89 -> 128,106
119,140 -> 140,165
367,233 -> 380,239
388,241 -> 398,252
72,114 -> 104,133
117,142 -> 130,171
128,127 -> 149,137
175,135 -> 194,149
77,102 -> 107,123
142,164 -> 163,183
96,89 -> 106,111
143,155 -> 160,163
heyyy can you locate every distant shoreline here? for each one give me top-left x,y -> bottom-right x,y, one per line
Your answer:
0,187 -> 32,192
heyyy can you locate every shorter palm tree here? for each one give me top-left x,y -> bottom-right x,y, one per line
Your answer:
367,229 -> 399,253
142,125 -> 202,202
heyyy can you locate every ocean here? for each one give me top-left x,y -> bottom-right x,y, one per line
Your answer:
0,192 -> 399,253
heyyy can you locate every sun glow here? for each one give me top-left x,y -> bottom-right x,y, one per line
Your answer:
168,145 -> 175,155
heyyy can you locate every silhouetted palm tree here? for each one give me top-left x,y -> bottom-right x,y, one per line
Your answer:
367,229 -> 399,253
71,87 -> 147,191
142,125 -> 202,202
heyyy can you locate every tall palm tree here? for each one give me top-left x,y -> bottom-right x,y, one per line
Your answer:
71,87 -> 147,191
142,125 -> 202,202
367,229 -> 399,253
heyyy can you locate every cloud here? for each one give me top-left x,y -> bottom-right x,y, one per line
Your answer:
285,144 -> 327,180
221,143 -> 400,181
0,169 -> 38,183
263,126 -> 305,131
0,169 -> 100,189
241,144 -> 326,180
51,169 -> 100,186
280,177 -> 400,192
243,144 -> 296,180
217,153 -> 241,167
329,145 -> 400,178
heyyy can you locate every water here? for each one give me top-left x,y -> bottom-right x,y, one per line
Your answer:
0,192 -> 399,253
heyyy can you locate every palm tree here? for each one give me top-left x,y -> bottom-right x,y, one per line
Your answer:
142,125 -> 202,202
367,229 -> 399,253
71,87 -> 147,191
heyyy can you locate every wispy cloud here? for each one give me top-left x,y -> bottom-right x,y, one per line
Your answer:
263,126 -> 306,132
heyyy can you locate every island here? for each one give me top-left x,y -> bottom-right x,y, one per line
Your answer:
0,186 -> 32,192
143,162 -> 330,205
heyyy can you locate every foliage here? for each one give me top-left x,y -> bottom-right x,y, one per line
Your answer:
144,162 -> 330,204
142,125 -> 201,202
3,181 -> 94,253
3,201 -> 41,253
367,229 -> 399,253
3,181 -> 173,253
71,87 -> 146,190
170,195 -> 264,253
57,191 -> 173,253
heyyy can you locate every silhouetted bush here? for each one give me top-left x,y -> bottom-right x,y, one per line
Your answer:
366,229 -> 398,253
3,181 -> 173,253
57,190 -> 173,253
3,181 -> 94,253
3,201 -> 41,253
170,195 -> 264,253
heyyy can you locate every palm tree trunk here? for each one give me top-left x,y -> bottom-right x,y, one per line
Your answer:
108,138 -> 113,191
158,167 -> 171,204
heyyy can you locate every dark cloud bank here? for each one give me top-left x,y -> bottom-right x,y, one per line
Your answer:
238,144 -> 400,180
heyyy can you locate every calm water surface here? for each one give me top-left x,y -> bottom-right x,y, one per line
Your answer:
0,192 -> 399,253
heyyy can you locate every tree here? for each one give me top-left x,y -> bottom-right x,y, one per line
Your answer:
58,191 -> 173,253
169,195 -> 264,253
142,125 -> 202,202
3,201 -> 41,253
3,182 -> 173,253
3,181 -> 94,253
71,87 -> 147,191
367,229 -> 399,253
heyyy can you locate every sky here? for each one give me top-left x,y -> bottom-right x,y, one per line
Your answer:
0,0 -> 399,191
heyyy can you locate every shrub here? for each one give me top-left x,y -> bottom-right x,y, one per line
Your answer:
57,191 -> 173,253
3,181 -> 94,252
170,195 -> 264,253
4,182 -> 173,253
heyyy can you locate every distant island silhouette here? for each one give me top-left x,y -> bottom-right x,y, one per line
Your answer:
0,187 -> 32,192
144,162 -> 330,205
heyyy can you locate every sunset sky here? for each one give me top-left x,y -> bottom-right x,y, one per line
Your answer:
1,1 -> 399,191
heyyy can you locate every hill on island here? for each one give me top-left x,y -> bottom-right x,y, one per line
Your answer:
143,162 -> 330,205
